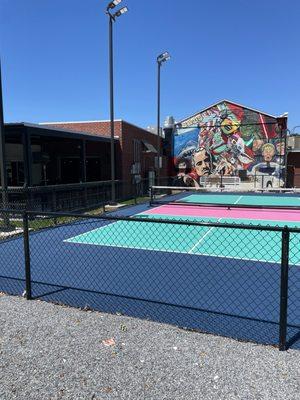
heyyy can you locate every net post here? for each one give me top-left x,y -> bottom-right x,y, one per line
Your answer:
279,226 -> 290,351
102,185 -> 106,213
22,211 -> 32,300
134,181 -> 137,205
150,186 -> 154,206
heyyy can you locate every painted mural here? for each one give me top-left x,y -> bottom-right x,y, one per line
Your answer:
173,101 -> 286,188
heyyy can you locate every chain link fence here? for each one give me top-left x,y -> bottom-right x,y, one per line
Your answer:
0,209 -> 299,351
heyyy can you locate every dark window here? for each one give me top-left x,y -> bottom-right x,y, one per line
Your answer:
133,139 -> 141,163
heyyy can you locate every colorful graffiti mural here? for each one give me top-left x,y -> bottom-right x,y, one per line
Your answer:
173,101 -> 286,188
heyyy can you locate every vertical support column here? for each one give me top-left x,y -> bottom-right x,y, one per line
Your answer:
80,139 -> 87,183
80,139 -> 87,207
23,212 -> 32,300
22,127 -> 32,187
22,127 -> 33,210
279,226 -> 290,351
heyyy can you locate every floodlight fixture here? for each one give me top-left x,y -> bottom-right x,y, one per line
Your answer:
157,51 -> 171,64
107,0 -> 122,11
114,6 -> 128,17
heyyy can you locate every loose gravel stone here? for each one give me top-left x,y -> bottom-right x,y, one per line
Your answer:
0,294 -> 299,400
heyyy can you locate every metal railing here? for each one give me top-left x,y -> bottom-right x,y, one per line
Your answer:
0,177 -> 172,212
0,209 -> 299,351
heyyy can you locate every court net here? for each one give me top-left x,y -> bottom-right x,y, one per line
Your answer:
150,186 -> 300,210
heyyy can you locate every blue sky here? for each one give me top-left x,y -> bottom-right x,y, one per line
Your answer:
1,0 -> 300,130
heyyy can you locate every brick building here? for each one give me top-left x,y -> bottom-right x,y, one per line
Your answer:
40,119 -> 168,184
3,119 -> 167,188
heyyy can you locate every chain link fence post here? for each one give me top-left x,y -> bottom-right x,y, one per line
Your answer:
279,226 -> 290,351
22,211 -> 32,300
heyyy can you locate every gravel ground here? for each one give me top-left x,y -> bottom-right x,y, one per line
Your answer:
0,293 -> 299,400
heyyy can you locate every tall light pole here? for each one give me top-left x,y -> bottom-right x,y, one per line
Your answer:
156,51 -> 170,185
106,0 -> 128,204
0,59 -> 10,228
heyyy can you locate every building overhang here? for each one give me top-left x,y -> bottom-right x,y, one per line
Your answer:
4,123 -> 119,143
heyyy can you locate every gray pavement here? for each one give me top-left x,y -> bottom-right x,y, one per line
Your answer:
0,293 -> 299,400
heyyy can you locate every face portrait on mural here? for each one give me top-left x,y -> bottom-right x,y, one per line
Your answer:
173,157 -> 199,187
176,159 -> 188,175
261,143 -> 275,162
192,147 -> 211,177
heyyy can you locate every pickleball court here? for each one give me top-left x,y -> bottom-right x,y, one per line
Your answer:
0,189 -> 299,349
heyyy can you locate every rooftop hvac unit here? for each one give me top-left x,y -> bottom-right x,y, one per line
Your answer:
164,116 -> 175,129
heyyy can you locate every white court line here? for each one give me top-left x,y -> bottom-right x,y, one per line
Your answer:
188,218 -> 222,254
135,206 -> 168,216
234,195 -> 243,204
63,239 -> 299,266
64,220 -> 123,243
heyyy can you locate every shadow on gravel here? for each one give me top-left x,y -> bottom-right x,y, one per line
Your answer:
26,280 -> 300,351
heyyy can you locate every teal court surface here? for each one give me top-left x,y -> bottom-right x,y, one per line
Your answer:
65,192 -> 300,265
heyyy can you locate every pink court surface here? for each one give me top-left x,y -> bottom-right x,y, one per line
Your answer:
144,204 -> 300,223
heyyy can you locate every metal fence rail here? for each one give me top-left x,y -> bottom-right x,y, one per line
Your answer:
1,179 -> 147,211
0,209 -> 299,351
0,174 -> 290,212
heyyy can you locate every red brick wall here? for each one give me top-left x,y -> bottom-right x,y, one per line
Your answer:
120,121 -> 167,183
44,121 -> 122,138
43,120 -> 168,183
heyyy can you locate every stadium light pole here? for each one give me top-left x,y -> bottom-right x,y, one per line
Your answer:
0,59 -> 10,228
106,0 -> 128,204
156,52 -> 170,185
